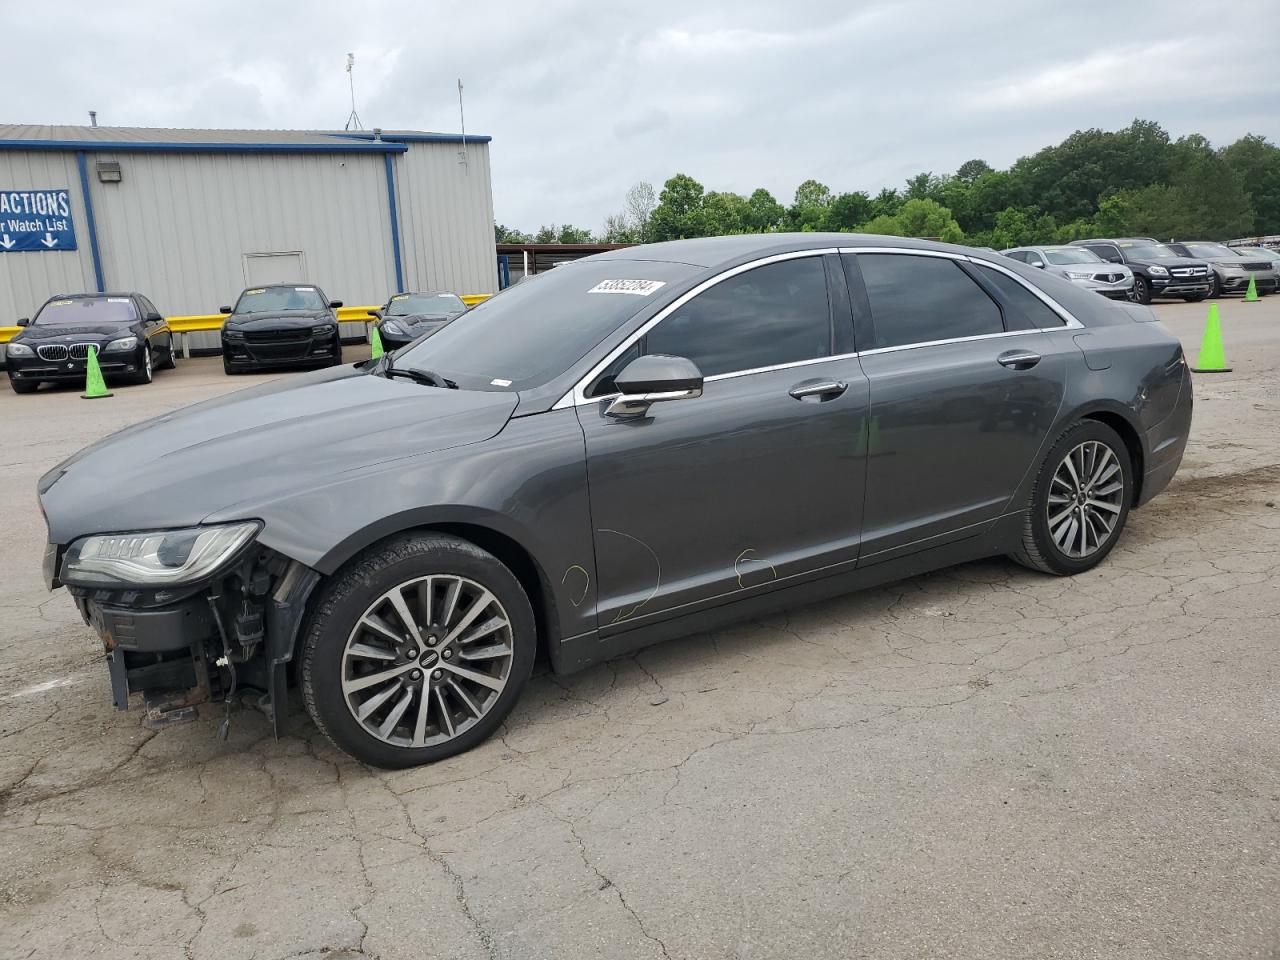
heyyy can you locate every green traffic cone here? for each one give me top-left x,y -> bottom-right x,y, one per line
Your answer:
1243,274 -> 1259,302
81,344 -> 113,399
370,324 -> 385,359
1190,302 -> 1231,373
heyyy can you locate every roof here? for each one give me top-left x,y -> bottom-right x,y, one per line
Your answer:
0,125 -> 490,154
586,232 -> 988,268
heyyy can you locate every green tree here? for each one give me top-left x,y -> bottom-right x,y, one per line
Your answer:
495,224 -> 531,243
788,179 -> 833,231
895,198 -> 965,243
869,187 -> 902,220
702,191 -> 751,234
649,173 -> 707,241
825,191 -> 873,231
745,188 -> 785,231
954,159 -> 993,185
557,224 -> 593,243
533,225 -> 558,243
1222,134 -> 1280,235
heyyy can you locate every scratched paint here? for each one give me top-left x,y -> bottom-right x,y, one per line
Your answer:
598,529 -> 661,623
734,549 -> 778,590
561,564 -> 591,608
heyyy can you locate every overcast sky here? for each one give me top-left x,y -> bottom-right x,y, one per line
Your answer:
6,0 -> 1277,232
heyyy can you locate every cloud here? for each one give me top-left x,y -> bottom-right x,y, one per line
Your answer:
5,0 -> 1277,233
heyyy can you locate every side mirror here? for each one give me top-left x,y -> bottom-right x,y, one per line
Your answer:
219,305 -> 233,315
606,355 -> 703,419
16,317 -> 29,327
1032,261 -> 1045,268
367,309 -> 381,318
145,311 -> 162,322
329,300 -> 344,309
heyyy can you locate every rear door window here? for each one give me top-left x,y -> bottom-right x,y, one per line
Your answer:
851,254 -> 1003,350
975,265 -> 1066,329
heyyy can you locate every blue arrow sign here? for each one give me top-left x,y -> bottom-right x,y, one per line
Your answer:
0,189 -> 77,252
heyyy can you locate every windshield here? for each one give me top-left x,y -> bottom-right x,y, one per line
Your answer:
34,296 -> 136,326
1044,248 -> 1102,265
393,260 -> 700,391
387,293 -> 466,317
1123,244 -> 1180,260
1240,247 -> 1280,260
235,287 -> 326,314
1182,242 -> 1236,259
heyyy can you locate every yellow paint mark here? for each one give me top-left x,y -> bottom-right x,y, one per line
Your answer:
734,549 -> 778,590
599,529 -> 661,623
561,564 -> 591,608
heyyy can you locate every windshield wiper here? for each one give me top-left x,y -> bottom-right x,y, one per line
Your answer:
380,357 -> 457,389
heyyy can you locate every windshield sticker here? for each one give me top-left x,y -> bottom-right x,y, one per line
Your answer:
490,378 -> 513,387
245,288 -> 266,295
294,287 -> 315,292
588,279 -> 667,296
51,299 -> 73,305
392,294 -> 410,300
107,297 -> 129,303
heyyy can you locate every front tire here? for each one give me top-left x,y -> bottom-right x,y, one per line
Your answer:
300,532 -> 536,768
160,338 -> 178,370
132,347 -> 154,385
1010,420 -> 1132,576
1130,276 -> 1151,305
1182,293 -> 1207,303
10,379 -> 38,394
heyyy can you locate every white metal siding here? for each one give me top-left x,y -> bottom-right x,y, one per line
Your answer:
0,151 -> 99,319
87,151 -> 395,316
396,141 -> 498,295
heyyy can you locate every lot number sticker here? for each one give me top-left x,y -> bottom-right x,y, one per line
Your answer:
588,279 -> 666,296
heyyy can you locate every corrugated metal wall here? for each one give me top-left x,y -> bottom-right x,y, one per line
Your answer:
1,140 -> 498,334
0,151 -> 99,320
396,141 -> 498,295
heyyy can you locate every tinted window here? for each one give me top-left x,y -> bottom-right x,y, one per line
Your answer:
856,254 -> 1002,349
641,256 -> 831,377
387,292 -> 467,316
1044,247 -> 1102,265
396,260 -> 699,391
235,287 -> 327,313
1085,244 -> 1122,263
977,265 -> 1066,329
1025,251 -> 1045,266
1003,251 -> 1028,263
34,296 -> 137,326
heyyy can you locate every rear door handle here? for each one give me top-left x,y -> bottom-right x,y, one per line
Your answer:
789,379 -> 847,401
997,349 -> 1041,370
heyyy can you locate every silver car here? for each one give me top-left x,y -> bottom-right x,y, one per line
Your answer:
1166,241 -> 1279,297
1002,245 -> 1135,300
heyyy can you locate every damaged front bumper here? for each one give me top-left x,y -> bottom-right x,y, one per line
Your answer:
62,548 -> 320,734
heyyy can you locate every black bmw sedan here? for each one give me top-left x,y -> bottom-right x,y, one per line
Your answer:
219,284 -> 344,374
36,234 -> 1191,768
369,291 -> 468,350
5,292 -> 176,394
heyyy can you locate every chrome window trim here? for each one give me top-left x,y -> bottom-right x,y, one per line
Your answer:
553,245 -> 1084,410
553,249 -> 838,409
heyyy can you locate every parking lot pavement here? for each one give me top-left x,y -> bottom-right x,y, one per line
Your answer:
2,302 -> 1278,960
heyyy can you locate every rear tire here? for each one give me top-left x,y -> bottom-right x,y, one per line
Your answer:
1010,420 -> 1132,576
10,379 -> 38,394
300,532 -> 536,769
1131,276 -> 1151,305
160,339 -> 178,369
1182,293 -> 1207,303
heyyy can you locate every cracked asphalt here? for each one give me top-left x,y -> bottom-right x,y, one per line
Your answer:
3,299 -> 1279,960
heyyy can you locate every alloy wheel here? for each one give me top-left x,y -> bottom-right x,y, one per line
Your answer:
1046,440 -> 1125,559
340,575 -> 514,747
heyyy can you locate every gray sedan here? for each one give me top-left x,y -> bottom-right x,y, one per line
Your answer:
1003,245 -> 1135,299
37,234 -> 1192,768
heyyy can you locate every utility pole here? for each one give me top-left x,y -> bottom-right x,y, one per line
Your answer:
345,53 -> 363,131
457,78 -> 468,172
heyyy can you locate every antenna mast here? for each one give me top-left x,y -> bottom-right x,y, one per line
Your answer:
345,53 -> 363,131
457,78 -> 469,172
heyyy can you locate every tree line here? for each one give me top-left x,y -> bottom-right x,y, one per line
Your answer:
494,120 -> 1279,249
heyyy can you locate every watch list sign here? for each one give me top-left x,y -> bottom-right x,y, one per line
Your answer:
0,189 -> 78,252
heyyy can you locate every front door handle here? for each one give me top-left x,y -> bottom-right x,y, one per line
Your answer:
997,349 -> 1041,370
789,379 -> 847,401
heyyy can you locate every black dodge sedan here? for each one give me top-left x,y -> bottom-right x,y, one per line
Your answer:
369,291 -> 468,350
219,284 -> 343,374
5,292 -> 176,394
37,234 -> 1191,769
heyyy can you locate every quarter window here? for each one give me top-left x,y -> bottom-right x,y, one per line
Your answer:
976,265 -> 1066,329
855,254 -> 1003,349
640,256 -> 832,378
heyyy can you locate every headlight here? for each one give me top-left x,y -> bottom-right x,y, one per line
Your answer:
223,327 -> 245,340
1147,265 -> 1168,276
312,324 -> 336,336
7,341 -> 34,357
103,336 -> 137,352
382,320 -> 405,336
60,521 -> 260,587
1065,271 -> 1093,280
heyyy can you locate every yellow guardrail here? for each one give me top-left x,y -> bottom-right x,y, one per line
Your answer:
0,294 -> 491,344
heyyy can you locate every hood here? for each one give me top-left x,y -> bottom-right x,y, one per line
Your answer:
225,311 -> 329,330
13,324 -> 133,343
388,312 -> 456,327
39,365 -> 518,544
1129,255 -> 1208,269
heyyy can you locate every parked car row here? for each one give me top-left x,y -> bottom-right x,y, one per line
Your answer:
6,284 -> 467,393
1001,237 -> 1279,305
